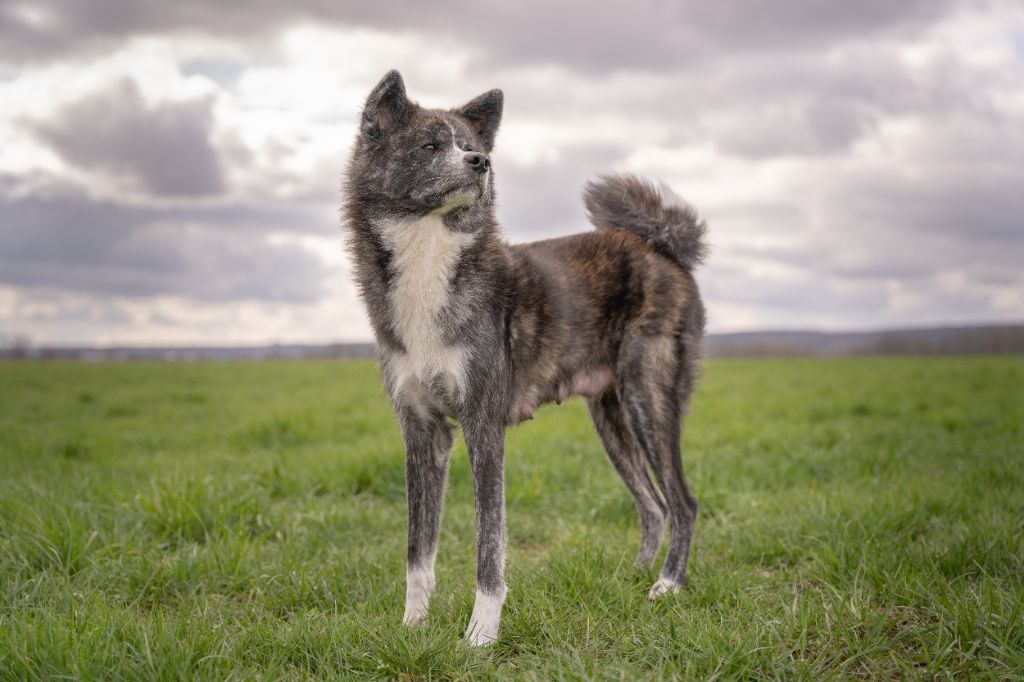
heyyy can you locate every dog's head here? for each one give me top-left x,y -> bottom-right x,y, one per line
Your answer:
347,70 -> 503,223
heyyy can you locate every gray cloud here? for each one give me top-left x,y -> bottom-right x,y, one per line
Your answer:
700,259 -> 1007,330
0,183 -> 330,302
717,100 -> 875,158
702,261 -> 889,315
699,149 -> 1024,328
1,0 -> 961,71
464,0 -> 959,74
29,79 -> 225,196
497,146 -> 629,239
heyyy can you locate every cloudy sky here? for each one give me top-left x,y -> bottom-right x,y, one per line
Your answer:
1,0 -> 1022,345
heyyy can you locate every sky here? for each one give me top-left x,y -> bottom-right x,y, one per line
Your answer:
1,0 -> 1022,346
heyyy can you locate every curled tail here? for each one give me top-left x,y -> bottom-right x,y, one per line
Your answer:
583,173 -> 708,270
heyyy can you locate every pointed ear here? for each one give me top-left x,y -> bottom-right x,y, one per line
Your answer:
361,70 -> 410,139
457,89 -> 503,152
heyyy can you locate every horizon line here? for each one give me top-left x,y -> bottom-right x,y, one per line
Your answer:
6,321 -> 1023,351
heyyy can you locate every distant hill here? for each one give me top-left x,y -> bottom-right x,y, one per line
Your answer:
707,325 -> 1024,357
2,325 -> 1022,361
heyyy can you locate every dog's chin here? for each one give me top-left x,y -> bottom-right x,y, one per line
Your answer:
428,187 -> 480,216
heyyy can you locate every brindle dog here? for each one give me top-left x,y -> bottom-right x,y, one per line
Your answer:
343,70 -> 708,645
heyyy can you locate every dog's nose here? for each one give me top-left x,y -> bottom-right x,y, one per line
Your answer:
464,151 -> 490,172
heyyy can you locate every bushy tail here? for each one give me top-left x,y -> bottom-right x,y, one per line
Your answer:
583,173 -> 708,270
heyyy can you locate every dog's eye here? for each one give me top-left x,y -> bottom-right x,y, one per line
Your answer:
422,143 -> 438,151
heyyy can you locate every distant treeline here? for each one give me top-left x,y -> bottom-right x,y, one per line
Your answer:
2,325 -> 1022,361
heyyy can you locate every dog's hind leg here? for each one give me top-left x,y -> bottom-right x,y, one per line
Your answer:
397,403 -> 454,625
588,390 -> 667,569
616,334 -> 699,599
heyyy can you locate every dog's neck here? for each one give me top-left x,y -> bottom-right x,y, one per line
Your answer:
378,213 -> 480,339
346,202 -> 507,353
372,203 -> 502,281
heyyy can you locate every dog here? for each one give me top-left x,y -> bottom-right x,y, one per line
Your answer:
342,70 -> 708,645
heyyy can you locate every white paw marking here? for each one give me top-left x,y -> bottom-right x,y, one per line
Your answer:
402,564 -> 435,626
464,588 -> 506,646
647,577 -> 681,600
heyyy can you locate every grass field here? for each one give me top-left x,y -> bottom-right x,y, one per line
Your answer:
0,358 -> 1022,679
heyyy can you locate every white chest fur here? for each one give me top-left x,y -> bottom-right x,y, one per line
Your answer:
379,213 -> 476,399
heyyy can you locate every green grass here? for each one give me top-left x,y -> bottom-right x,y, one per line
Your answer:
0,357 -> 1022,680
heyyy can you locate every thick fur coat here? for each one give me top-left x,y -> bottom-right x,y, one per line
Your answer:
343,71 -> 708,645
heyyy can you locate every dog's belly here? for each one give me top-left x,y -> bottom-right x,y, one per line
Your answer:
509,366 -> 615,424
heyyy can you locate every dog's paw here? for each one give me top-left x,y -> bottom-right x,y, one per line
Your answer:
402,592 -> 430,626
403,568 -> 434,626
402,606 -> 428,626
464,620 -> 499,646
647,577 -> 682,600
464,589 -> 504,646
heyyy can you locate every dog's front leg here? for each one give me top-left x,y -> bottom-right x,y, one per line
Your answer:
397,404 -> 454,626
462,417 -> 507,646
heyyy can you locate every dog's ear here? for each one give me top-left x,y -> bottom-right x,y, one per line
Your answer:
457,89 -> 503,152
361,70 -> 410,140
